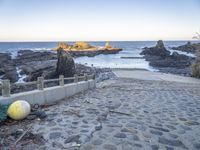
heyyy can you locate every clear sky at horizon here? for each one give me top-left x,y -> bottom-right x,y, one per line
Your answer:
0,0 -> 200,41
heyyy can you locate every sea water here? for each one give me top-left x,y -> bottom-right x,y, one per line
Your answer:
0,41 -> 195,71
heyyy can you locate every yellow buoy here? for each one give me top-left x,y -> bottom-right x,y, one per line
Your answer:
7,100 -> 31,120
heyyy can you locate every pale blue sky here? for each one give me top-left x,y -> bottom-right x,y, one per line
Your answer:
0,0 -> 200,41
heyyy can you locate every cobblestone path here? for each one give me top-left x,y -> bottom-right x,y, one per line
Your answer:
6,78 -> 200,149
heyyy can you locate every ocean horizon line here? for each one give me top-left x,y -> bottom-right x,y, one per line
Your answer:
0,39 -> 198,43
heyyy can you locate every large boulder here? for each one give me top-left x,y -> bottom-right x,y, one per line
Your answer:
56,48 -> 75,77
140,40 -> 170,58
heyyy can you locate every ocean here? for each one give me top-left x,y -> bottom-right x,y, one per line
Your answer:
0,41 -> 195,71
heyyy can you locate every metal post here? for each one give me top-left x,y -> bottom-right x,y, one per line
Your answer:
37,77 -> 44,90
2,80 -> 10,97
74,74 -> 78,83
59,75 -> 64,86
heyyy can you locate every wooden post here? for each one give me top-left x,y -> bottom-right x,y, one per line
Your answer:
37,77 -> 44,90
74,74 -> 78,83
84,73 -> 88,81
2,80 -> 10,97
59,75 -> 64,86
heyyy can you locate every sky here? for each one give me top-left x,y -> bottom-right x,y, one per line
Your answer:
0,0 -> 200,41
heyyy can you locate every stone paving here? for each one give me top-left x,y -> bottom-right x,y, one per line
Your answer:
12,78 -> 200,149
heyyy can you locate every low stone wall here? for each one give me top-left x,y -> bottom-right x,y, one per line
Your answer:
0,79 -> 96,105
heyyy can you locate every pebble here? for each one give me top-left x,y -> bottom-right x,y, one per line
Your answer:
185,121 -> 200,126
114,133 -> 127,138
158,137 -> 186,148
49,132 -> 61,139
92,139 -> 103,145
65,135 -> 80,144
103,144 -> 118,150
150,130 -> 163,136
151,145 -> 159,150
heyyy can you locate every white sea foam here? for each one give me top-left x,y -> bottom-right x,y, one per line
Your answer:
167,48 -> 196,58
16,67 -> 27,83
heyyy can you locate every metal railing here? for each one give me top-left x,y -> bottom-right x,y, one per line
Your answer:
0,74 -> 95,97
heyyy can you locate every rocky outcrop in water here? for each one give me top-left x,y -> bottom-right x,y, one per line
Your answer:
141,40 -> 170,58
172,42 -> 200,53
140,40 -> 194,76
56,48 -> 75,77
53,42 -> 122,57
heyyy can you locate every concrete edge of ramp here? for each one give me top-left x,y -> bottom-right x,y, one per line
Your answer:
0,79 -> 96,105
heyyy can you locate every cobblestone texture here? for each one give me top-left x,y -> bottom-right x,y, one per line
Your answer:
6,78 -> 200,149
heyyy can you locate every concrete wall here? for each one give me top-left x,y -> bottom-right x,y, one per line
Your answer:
0,79 -> 96,105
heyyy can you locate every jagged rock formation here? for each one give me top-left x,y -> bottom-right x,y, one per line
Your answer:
171,41 -> 200,78
172,42 -> 200,53
140,40 -> 194,76
56,48 -> 75,77
141,40 -> 170,58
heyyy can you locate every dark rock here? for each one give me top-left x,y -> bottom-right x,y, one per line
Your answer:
151,145 -> 159,150
0,53 -> 18,82
92,139 -> 103,145
149,126 -> 170,132
132,134 -> 140,141
172,42 -> 200,53
194,143 -> 200,149
169,133 -> 178,139
150,130 -> 163,136
20,60 -> 57,81
65,135 -> 80,144
140,40 -> 170,58
184,121 -> 200,126
158,137 -> 186,148
165,146 -> 174,150
16,50 -> 57,65
140,40 -> 194,76
49,132 -> 61,139
103,144 -> 118,150
56,48 -> 75,77
114,133 -> 127,138
95,124 -> 102,130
